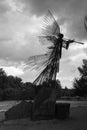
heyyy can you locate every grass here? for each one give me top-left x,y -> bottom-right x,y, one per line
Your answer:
0,100 -> 87,129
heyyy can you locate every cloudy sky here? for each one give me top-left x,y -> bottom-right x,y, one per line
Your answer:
0,0 -> 87,88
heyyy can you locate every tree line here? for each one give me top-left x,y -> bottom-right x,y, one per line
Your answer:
0,68 -> 62,100
73,59 -> 87,97
61,59 -> 87,97
0,68 -> 36,100
0,58 -> 87,101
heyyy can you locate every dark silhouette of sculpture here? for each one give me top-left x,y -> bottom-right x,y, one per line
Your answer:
25,10 -> 83,85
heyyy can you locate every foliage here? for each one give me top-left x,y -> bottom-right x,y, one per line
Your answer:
21,82 -> 37,100
0,68 -> 62,100
0,68 -> 37,100
73,59 -> 87,96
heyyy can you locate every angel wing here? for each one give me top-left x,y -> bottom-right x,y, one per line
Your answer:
39,10 -> 60,45
23,53 -> 50,71
23,10 -> 60,72
39,35 -> 57,45
84,16 -> 87,31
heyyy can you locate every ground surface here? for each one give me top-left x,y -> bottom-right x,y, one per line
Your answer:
0,101 -> 87,130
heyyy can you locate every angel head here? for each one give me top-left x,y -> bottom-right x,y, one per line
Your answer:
58,33 -> 64,39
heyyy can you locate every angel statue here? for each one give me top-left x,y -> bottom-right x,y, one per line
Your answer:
24,10 -> 84,85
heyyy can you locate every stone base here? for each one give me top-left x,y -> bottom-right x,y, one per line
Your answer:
5,101 -> 70,121
32,87 -> 56,120
55,103 -> 70,119
5,101 -> 33,120
32,101 -> 55,120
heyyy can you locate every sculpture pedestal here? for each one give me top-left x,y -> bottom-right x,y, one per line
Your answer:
55,103 -> 70,119
5,101 -> 33,120
32,87 -> 56,120
32,101 -> 55,120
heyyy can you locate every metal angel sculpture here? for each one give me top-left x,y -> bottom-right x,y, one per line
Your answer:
25,10 -> 84,85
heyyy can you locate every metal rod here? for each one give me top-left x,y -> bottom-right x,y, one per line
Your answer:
39,36 -> 84,45
64,38 -> 84,45
74,41 -> 84,44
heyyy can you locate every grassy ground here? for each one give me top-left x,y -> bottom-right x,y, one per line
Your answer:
0,100 -> 87,112
0,107 -> 87,130
0,101 -> 87,129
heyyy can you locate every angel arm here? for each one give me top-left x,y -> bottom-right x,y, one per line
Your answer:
66,40 -> 75,49
62,39 -> 75,49
63,39 -> 84,50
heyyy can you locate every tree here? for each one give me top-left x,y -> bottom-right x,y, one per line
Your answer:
7,76 -> 23,89
0,68 -> 8,89
55,79 -> 62,98
0,68 -> 7,77
21,82 -> 37,100
73,59 -> 87,96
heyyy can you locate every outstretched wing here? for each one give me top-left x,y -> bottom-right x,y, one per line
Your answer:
39,10 -> 60,45
23,53 -> 50,71
41,10 -> 60,36
84,16 -> 87,31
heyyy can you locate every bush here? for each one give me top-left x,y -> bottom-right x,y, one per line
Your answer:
3,88 -> 22,100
